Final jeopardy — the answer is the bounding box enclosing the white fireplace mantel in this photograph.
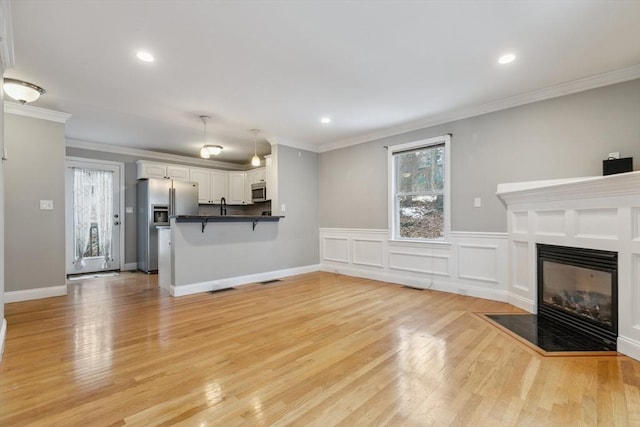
[497,171,640,361]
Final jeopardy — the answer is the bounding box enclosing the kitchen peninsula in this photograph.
[158,215,284,296]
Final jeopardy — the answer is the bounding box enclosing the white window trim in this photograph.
[387,134,451,243]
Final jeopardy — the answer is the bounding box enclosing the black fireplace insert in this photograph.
[537,244,617,350]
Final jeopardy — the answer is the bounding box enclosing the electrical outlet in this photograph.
[281,204,286,212]
[473,197,482,208]
[608,152,620,159]
[125,206,134,214]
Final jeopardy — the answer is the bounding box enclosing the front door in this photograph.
[65,159,121,274]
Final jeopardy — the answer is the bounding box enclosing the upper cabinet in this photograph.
[246,167,266,185]
[137,160,190,181]
[138,160,271,206]
[190,167,228,204]
[227,172,247,205]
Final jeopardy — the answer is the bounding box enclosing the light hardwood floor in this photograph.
[1,271,638,426]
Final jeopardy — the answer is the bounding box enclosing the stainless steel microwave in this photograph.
[251,182,267,203]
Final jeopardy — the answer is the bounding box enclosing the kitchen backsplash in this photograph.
[198,200,272,216]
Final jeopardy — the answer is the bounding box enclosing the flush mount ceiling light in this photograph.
[250,129,261,167]
[498,53,516,64]
[320,116,332,124]
[199,115,223,158]
[136,51,155,62]
[3,78,46,104]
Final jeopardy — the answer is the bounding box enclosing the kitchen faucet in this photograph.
[220,197,227,216]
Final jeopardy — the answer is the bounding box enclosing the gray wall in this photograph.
[320,79,640,232]
[276,144,320,266]
[5,114,66,292]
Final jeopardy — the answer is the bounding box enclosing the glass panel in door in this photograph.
[66,163,120,274]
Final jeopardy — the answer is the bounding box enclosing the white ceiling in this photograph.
[7,0,640,165]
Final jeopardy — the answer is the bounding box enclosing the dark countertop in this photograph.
[171,215,283,232]
[172,215,283,222]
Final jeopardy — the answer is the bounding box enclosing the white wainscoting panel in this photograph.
[389,251,449,276]
[633,254,640,330]
[575,208,618,240]
[512,241,530,293]
[535,210,565,236]
[320,228,508,302]
[352,238,384,268]
[512,211,528,235]
[632,207,640,241]
[458,244,499,284]
[322,237,349,263]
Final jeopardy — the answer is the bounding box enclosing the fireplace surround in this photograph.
[497,170,640,361]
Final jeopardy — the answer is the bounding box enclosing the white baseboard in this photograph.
[0,318,6,362]
[170,264,322,297]
[122,262,137,271]
[508,293,535,314]
[618,335,640,361]
[4,285,67,303]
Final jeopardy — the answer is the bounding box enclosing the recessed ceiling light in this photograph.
[136,51,155,62]
[320,117,331,124]
[498,53,516,64]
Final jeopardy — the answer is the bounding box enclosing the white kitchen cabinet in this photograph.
[137,160,190,181]
[189,168,212,203]
[137,160,167,179]
[189,168,228,204]
[210,170,228,202]
[265,155,275,204]
[166,164,190,181]
[227,172,247,205]
[246,167,266,185]
[244,167,265,203]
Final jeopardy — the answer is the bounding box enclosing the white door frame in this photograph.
[65,157,126,274]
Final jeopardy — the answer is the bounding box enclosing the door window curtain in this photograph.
[73,168,113,269]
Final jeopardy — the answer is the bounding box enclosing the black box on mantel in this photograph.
[603,157,633,176]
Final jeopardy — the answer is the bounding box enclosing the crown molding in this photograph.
[4,101,71,123]
[0,0,14,69]
[266,136,319,153]
[66,138,243,170]
[318,65,640,153]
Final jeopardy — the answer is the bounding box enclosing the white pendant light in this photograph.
[3,78,46,104]
[199,115,223,158]
[251,129,261,167]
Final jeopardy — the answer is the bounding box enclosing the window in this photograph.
[388,135,451,241]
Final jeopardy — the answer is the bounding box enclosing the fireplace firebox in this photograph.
[537,244,617,350]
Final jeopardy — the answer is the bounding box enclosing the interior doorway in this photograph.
[65,158,125,275]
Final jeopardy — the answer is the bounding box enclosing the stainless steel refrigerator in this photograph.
[137,179,199,273]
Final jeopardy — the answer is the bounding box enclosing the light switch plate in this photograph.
[40,200,54,210]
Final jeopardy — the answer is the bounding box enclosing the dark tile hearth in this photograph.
[487,314,614,352]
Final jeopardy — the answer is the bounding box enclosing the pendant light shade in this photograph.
[199,115,223,158]
[251,129,261,166]
[3,78,46,104]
